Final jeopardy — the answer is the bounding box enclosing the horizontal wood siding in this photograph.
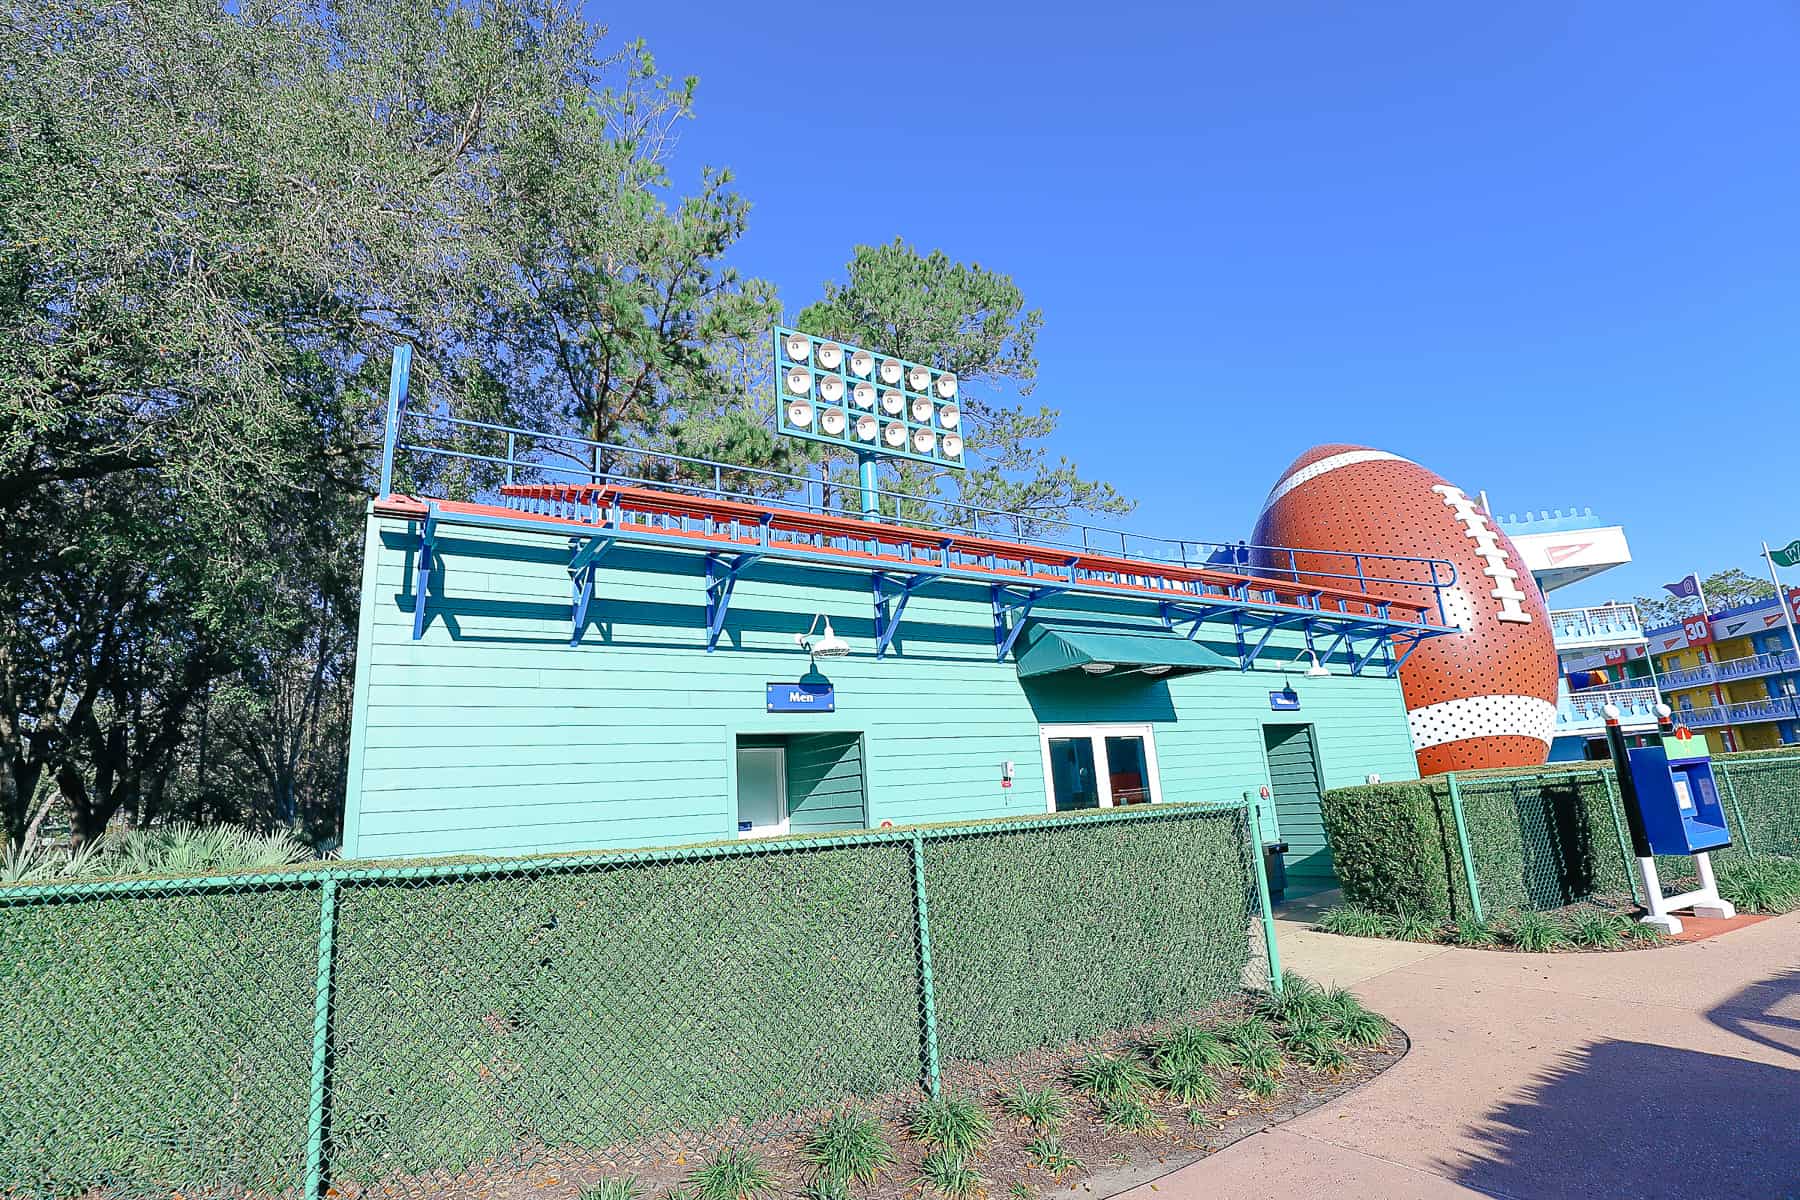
[342,512,1421,859]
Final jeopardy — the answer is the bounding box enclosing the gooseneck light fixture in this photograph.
[796,614,851,659]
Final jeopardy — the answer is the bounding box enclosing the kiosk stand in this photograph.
[1602,702,1735,934]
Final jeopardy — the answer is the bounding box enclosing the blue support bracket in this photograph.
[1388,631,1430,675]
[704,550,764,652]
[992,583,1070,662]
[568,534,615,646]
[411,509,438,640]
[872,570,940,659]
[1353,633,1393,676]
[1159,599,1236,640]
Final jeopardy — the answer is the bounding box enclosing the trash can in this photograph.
[1262,841,1289,905]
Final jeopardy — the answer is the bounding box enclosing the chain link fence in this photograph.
[1,801,1271,1200]
[1446,755,1800,919]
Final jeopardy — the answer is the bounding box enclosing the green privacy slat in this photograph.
[0,803,1267,1199]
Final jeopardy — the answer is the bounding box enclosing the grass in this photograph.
[1391,910,1442,943]
[999,1083,1068,1129]
[801,1108,895,1190]
[580,1179,643,1200]
[1506,911,1571,953]
[689,1150,774,1200]
[1150,1024,1234,1073]
[1231,1040,1285,1077]
[1152,1058,1222,1106]
[1215,1014,1275,1050]
[916,1150,982,1200]
[1717,855,1800,914]
[1068,1052,1150,1101]
[1565,909,1628,949]
[1290,1039,1352,1073]
[1324,991,1389,1048]
[1316,905,1395,938]
[910,1096,992,1156]
[1024,1133,1081,1177]
[1097,1093,1162,1134]
[1621,919,1669,943]
[1451,915,1498,947]
[1243,1071,1280,1099]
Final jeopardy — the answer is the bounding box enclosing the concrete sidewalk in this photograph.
[1126,911,1800,1200]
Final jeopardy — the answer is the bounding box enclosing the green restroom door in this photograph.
[1263,724,1330,878]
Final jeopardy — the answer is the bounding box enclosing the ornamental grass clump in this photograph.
[1097,1093,1162,1134]
[1316,906,1394,938]
[1451,915,1498,947]
[801,1108,895,1193]
[1153,1057,1222,1105]
[580,1179,643,1200]
[1566,909,1628,949]
[1717,856,1800,914]
[1151,1024,1234,1073]
[1000,1083,1068,1129]
[689,1149,774,1200]
[1068,1052,1149,1101]
[1392,909,1442,943]
[1506,911,1570,953]
[916,1150,982,1200]
[1024,1133,1080,1177]
[910,1096,991,1156]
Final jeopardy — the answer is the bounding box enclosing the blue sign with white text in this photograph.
[1269,689,1301,712]
[767,682,835,713]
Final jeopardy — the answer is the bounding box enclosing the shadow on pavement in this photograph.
[1448,969,1800,1199]
[1708,965,1800,1062]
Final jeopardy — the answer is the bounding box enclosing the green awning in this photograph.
[1012,622,1234,680]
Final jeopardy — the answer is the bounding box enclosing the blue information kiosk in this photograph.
[1603,703,1735,934]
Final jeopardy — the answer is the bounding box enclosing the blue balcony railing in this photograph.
[1673,697,1798,729]
[1549,604,1644,649]
[1655,663,1718,690]
[1652,649,1797,693]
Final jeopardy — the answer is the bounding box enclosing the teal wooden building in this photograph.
[342,431,1458,881]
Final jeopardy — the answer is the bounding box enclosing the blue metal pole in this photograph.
[858,451,880,518]
[377,343,413,498]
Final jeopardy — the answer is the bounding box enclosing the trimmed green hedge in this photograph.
[0,804,1261,1197]
[1322,753,1800,918]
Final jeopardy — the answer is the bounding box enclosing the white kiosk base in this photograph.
[1633,851,1736,935]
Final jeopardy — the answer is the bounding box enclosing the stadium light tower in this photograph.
[775,327,963,516]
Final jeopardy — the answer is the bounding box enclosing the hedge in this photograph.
[1321,752,1800,919]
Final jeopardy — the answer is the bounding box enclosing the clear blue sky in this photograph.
[609,2,1799,606]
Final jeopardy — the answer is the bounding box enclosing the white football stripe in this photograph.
[1408,694,1557,751]
[1261,449,1413,513]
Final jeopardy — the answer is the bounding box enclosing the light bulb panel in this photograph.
[772,325,966,470]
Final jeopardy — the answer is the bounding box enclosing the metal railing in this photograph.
[1655,662,1718,690]
[1548,603,1644,647]
[1557,685,1662,729]
[1716,648,1800,682]
[1673,697,1798,729]
[377,363,1461,623]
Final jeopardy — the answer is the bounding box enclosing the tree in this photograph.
[1633,567,1776,628]
[0,0,673,844]
[794,240,1132,532]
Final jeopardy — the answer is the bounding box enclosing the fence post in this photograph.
[908,834,942,1098]
[1243,793,1283,996]
[1718,760,1753,856]
[1599,770,1642,905]
[1445,774,1485,924]
[303,877,340,1200]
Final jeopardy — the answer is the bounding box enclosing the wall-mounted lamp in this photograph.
[796,614,850,659]
[1301,650,1330,678]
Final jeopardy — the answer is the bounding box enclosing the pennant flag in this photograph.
[1771,539,1800,569]
[1663,573,1701,599]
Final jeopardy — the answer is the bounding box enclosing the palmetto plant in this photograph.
[2,823,315,883]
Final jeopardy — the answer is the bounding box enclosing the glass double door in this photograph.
[1040,724,1160,812]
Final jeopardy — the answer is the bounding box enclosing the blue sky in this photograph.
[609,2,1800,606]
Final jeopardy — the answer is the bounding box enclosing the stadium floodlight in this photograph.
[772,325,967,507]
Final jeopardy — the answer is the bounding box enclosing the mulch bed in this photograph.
[316,996,1409,1200]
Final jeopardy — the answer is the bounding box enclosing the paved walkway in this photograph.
[1126,909,1800,1200]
